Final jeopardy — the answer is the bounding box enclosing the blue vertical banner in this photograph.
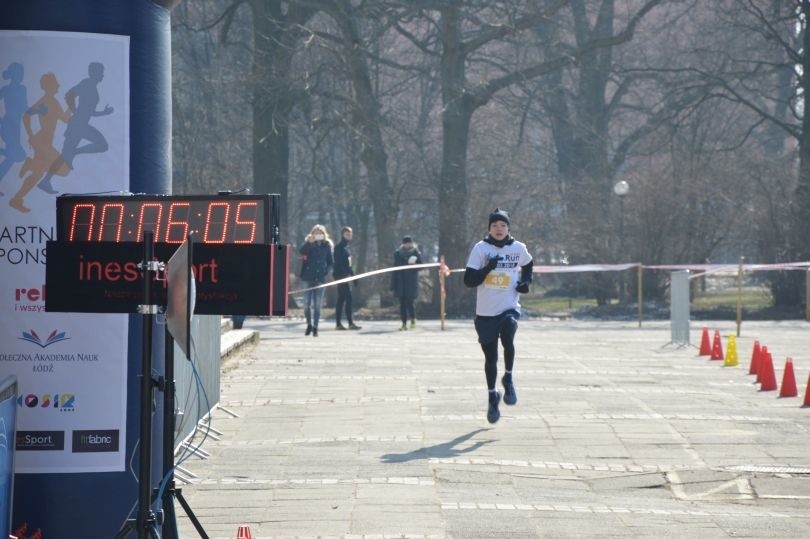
[2,1,175,536]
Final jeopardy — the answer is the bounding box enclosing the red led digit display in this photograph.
[234,202,258,243]
[68,203,95,241]
[56,194,274,245]
[165,202,191,243]
[203,202,230,243]
[99,203,124,242]
[136,203,163,244]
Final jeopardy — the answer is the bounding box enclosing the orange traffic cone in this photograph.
[760,353,778,391]
[779,358,798,398]
[236,525,254,539]
[698,327,711,356]
[756,346,769,384]
[803,374,810,407]
[748,340,761,375]
[710,330,724,360]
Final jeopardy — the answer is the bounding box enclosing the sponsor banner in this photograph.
[0,31,129,473]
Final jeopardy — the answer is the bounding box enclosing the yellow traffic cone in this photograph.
[724,334,739,367]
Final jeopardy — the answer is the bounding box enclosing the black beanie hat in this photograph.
[488,208,510,227]
[402,235,413,244]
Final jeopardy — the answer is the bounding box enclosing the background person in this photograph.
[464,209,533,424]
[391,235,422,331]
[299,224,334,337]
[333,226,361,330]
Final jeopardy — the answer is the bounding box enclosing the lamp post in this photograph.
[613,180,629,302]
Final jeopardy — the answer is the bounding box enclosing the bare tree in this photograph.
[392,0,666,310]
[643,0,806,307]
[210,0,319,242]
[172,0,253,194]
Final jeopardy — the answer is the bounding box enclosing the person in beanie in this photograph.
[333,226,361,330]
[391,235,422,330]
[464,209,533,423]
[299,224,334,337]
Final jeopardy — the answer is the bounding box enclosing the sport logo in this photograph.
[13,285,46,312]
[16,430,65,451]
[19,329,69,348]
[18,393,76,411]
[72,429,119,453]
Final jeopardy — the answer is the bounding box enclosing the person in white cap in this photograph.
[464,208,533,423]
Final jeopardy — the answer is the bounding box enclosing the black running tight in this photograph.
[481,316,517,389]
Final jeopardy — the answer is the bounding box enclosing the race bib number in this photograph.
[484,272,511,289]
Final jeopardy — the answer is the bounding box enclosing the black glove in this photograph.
[516,281,529,294]
[485,254,504,271]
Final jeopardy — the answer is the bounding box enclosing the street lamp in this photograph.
[613,180,629,197]
[613,180,629,242]
[613,180,630,302]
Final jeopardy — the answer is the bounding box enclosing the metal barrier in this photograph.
[172,315,220,445]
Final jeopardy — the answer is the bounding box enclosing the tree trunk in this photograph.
[251,0,315,244]
[438,5,475,314]
[796,2,810,265]
[786,5,810,309]
[329,3,398,270]
[543,1,619,304]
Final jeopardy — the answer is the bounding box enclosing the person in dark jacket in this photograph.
[299,224,334,337]
[333,226,361,330]
[391,235,422,331]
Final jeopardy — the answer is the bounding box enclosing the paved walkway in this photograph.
[176,318,810,538]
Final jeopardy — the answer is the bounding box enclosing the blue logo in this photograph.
[19,329,69,348]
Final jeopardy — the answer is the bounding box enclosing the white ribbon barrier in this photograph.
[289,262,441,294]
[644,262,810,280]
[533,263,639,273]
[290,260,810,294]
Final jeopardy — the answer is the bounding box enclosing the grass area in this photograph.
[691,286,773,310]
[520,285,774,318]
[521,294,612,313]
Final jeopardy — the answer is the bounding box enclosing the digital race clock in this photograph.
[48,193,288,315]
[55,194,277,244]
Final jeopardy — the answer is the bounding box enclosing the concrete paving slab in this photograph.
[175,319,810,538]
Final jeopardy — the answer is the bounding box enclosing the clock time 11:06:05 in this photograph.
[64,200,264,244]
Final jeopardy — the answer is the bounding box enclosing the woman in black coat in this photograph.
[391,235,422,330]
[299,224,334,336]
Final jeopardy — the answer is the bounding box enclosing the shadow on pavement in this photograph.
[380,428,494,463]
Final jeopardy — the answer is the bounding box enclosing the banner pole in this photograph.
[805,269,810,321]
[637,265,643,328]
[439,256,446,331]
[736,256,744,337]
